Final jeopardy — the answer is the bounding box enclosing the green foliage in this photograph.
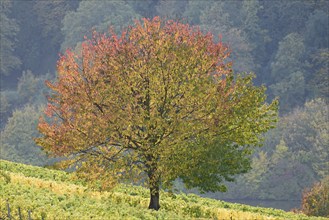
[10,0,45,74]
[155,0,188,20]
[0,92,11,118]
[270,33,306,112]
[183,0,270,82]
[9,1,80,76]
[33,0,76,47]
[17,70,40,103]
[0,0,327,209]
[271,33,305,81]
[0,71,50,129]
[240,0,270,75]
[17,70,50,105]
[0,160,73,183]
[38,17,278,210]
[301,176,329,217]
[304,10,329,50]
[0,0,21,76]
[280,99,329,179]
[0,160,325,220]
[218,99,328,201]
[260,0,313,45]
[0,105,53,166]
[199,1,255,73]
[308,49,329,101]
[270,71,305,113]
[254,99,329,199]
[127,0,159,18]
[0,90,19,126]
[183,0,214,25]
[61,0,140,50]
[0,170,11,184]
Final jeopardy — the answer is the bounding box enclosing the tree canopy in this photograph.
[0,104,49,166]
[0,0,21,77]
[36,17,278,210]
[61,0,139,50]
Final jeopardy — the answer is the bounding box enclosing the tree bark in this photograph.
[148,182,160,210]
[145,152,160,210]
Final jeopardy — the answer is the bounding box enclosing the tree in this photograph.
[10,0,45,74]
[308,49,329,101]
[17,70,50,105]
[199,1,255,73]
[32,0,80,73]
[0,105,51,166]
[0,0,21,77]
[0,92,11,125]
[270,33,305,82]
[223,98,328,201]
[61,0,139,50]
[183,0,214,25]
[260,0,312,48]
[301,176,329,217]
[155,0,188,20]
[37,17,278,210]
[127,0,160,18]
[33,0,79,46]
[270,33,306,112]
[285,99,329,179]
[240,0,270,83]
[303,9,329,50]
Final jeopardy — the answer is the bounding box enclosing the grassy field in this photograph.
[0,160,326,220]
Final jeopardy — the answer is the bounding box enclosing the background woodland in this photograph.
[0,0,328,202]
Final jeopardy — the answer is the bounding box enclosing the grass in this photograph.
[0,159,326,220]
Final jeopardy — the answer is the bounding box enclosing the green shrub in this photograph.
[0,170,11,183]
[301,176,329,217]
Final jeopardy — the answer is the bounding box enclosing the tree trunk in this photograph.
[146,153,160,210]
[148,183,160,210]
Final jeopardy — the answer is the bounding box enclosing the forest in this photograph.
[0,0,328,212]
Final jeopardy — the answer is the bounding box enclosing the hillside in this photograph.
[0,160,326,220]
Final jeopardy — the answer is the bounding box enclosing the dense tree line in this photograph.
[0,0,328,203]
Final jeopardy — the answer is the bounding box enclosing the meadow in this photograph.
[0,160,326,220]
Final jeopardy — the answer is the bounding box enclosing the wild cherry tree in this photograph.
[37,17,278,210]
